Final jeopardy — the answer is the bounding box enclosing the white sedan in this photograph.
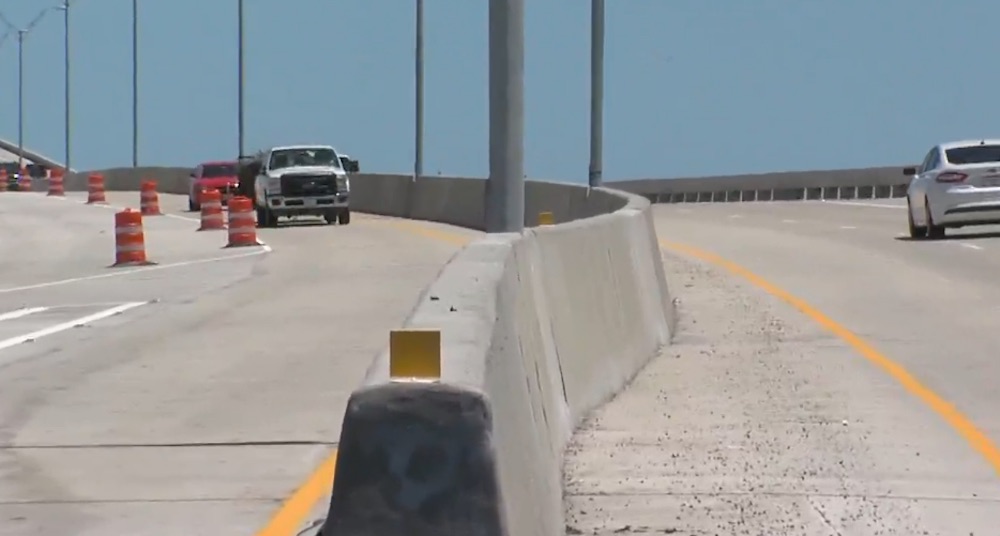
[905,139,1000,239]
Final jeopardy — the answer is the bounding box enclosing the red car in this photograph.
[188,161,239,211]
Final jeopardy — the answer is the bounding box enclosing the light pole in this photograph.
[17,30,24,170]
[485,0,525,233]
[589,0,604,188]
[414,0,424,182]
[0,9,51,170]
[59,1,71,172]
[131,0,138,167]
[237,0,245,158]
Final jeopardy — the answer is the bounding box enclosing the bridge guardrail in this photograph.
[610,165,914,203]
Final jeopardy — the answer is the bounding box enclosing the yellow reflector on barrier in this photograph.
[537,211,555,226]
[389,329,441,381]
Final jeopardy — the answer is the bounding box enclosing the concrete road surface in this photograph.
[0,192,479,535]
[565,199,1000,535]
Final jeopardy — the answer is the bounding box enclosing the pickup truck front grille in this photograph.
[280,174,337,196]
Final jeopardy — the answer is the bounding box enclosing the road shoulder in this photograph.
[563,249,1000,535]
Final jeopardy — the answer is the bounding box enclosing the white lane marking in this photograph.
[0,247,270,294]
[60,196,266,244]
[70,198,201,223]
[839,225,857,230]
[729,214,743,219]
[782,219,796,224]
[821,200,906,209]
[41,192,201,222]
[959,243,983,250]
[0,301,147,351]
[0,307,48,322]
[165,213,200,222]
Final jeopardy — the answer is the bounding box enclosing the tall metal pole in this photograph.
[588,0,604,188]
[237,0,245,157]
[16,31,24,170]
[63,1,71,172]
[131,0,138,167]
[413,0,424,181]
[485,0,525,233]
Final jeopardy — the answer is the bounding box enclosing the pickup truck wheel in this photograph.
[256,206,276,228]
[338,209,351,225]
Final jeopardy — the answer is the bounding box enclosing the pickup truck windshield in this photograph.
[268,148,340,170]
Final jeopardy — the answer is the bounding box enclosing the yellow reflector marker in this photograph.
[537,211,555,226]
[389,329,441,381]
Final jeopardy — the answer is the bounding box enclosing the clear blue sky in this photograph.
[1,0,998,182]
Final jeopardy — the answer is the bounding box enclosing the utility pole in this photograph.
[588,0,605,188]
[485,0,525,233]
[414,0,424,181]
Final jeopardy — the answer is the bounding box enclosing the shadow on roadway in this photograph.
[894,230,1000,242]
[183,208,331,229]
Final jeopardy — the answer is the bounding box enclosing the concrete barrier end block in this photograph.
[321,382,504,536]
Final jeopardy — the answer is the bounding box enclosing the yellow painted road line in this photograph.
[661,239,1000,477]
[253,451,338,536]
[376,219,478,246]
[253,221,473,535]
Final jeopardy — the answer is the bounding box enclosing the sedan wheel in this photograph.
[907,198,926,239]
[925,199,945,239]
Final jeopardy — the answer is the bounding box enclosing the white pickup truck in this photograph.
[243,144,354,227]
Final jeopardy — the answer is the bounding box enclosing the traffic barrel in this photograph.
[48,168,65,196]
[0,169,7,192]
[225,196,261,247]
[18,167,30,191]
[198,189,226,231]
[139,180,162,216]
[87,173,107,204]
[113,208,154,267]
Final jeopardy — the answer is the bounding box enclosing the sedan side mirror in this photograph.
[902,166,917,176]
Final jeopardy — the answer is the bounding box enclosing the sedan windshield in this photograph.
[268,148,340,170]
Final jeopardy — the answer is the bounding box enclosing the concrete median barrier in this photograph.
[315,177,675,536]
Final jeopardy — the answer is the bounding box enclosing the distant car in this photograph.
[0,162,33,191]
[1,162,18,190]
[188,161,239,211]
[904,139,1000,239]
